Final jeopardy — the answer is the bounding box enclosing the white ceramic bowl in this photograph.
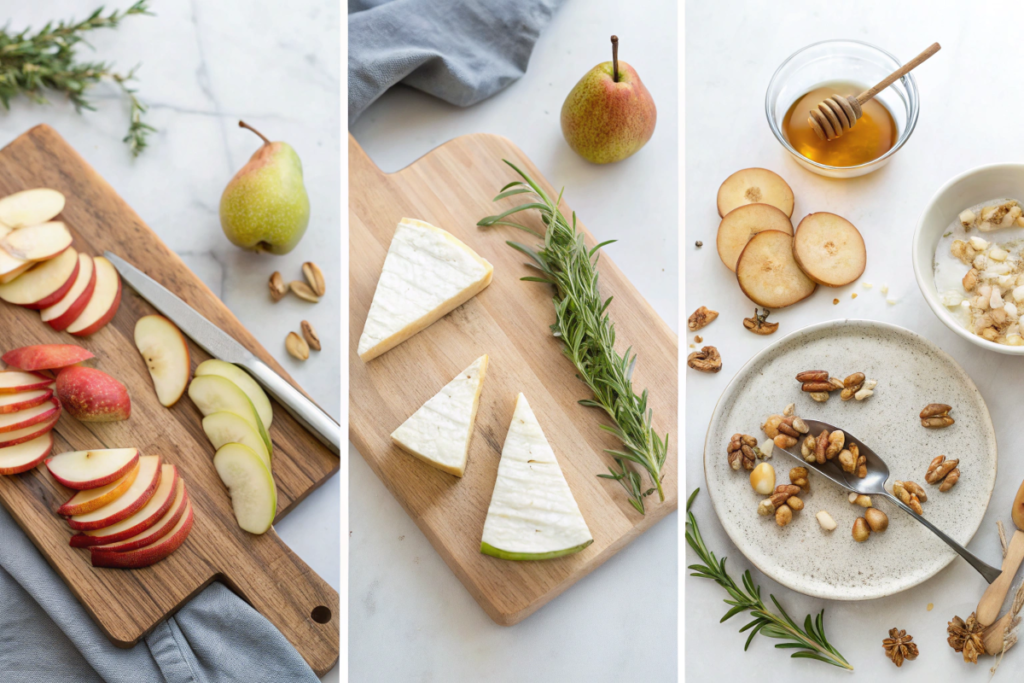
[913,163,1024,355]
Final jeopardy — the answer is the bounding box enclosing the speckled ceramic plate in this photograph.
[703,320,997,601]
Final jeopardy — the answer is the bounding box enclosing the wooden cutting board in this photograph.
[0,125,339,676]
[349,133,678,625]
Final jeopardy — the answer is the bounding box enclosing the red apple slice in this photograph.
[68,455,161,531]
[0,432,54,475]
[0,370,52,394]
[0,398,60,434]
[0,409,59,448]
[70,466,179,547]
[0,222,72,261]
[45,447,139,490]
[55,366,131,422]
[67,256,121,336]
[1,344,93,372]
[86,479,188,553]
[0,188,65,228]
[41,254,96,331]
[0,260,33,284]
[0,247,78,308]
[57,460,141,516]
[90,499,194,568]
[134,315,191,407]
[0,388,52,414]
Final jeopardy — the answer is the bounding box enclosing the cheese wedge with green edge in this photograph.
[391,355,488,477]
[480,393,593,560]
[358,218,493,361]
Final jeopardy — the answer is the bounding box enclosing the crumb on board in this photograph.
[695,335,703,343]
[851,293,858,299]
[927,603,934,612]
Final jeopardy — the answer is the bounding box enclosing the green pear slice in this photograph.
[213,443,276,535]
[391,355,488,477]
[202,411,271,469]
[194,359,273,429]
[480,393,593,561]
[188,375,271,456]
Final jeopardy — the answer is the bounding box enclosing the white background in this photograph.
[686,0,1022,680]
[0,2,341,681]
[349,0,679,680]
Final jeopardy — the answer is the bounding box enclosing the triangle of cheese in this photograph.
[390,355,488,477]
[358,218,493,361]
[480,393,593,560]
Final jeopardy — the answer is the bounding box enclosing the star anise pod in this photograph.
[947,613,986,663]
[883,628,919,667]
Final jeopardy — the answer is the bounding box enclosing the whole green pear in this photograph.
[220,121,310,255]
[561,36,657,164]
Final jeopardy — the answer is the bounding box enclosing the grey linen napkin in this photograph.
[348,0,565,122]
[0,505,319,683]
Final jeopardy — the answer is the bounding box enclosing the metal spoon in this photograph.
[775,419,1002,584]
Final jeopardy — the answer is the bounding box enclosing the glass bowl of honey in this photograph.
[765,39,920,178]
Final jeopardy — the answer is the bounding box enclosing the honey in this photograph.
[782,82,897,167]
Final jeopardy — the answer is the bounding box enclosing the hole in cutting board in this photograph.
[311,605,332,624]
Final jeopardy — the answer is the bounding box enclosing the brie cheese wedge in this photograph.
[480,393,593,560]
[390,355,488,477]
[358,218,493,361]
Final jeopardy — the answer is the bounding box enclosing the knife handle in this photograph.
[245,359,340,454]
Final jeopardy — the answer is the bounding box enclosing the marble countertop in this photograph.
[349,0,678,681]
[687,1,1023,680]
[0,2,340,680]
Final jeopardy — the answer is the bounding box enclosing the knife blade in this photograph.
[105,251,340,454]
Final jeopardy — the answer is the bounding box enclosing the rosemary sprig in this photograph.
[478,160,669,514]
[0,1,154,156]
[686,489,853,670]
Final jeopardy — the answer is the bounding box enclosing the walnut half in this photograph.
[687,345,722,373]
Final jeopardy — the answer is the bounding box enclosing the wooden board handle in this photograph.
[977,530,1024,626]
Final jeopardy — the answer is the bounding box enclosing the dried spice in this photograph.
[742,307,778,335]
[947,613,985,663]
[882,628,919,667]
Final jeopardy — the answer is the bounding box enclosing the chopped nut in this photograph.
[838,448,856,474]
[893,481,924,515]
[809,391,830,403]
[301,320,321,351]
[925,455,960,491]
[285,331,309,361]
[920,403,954,428]
[757,499,776,517]
[852,517,871,542]
[687,346,722,373]
[800,435,816,462]
[770,484,801,508]
[688,306,718,331]
[825,430,845,460]
[939,468,960,492]
[865,508,889,532]
[302,261,326,297]
[795,370,829,383]
[900,480,928,502]
[816,510,837,531]
[269,271,288,301]
[854,379,877,401]
[920,403,952,419]
[761,415,784,438]
[775,504,793,527]
[852,494,873,508]
[758,439,774,459]
[786,496,804,512]
[790,416,808,434]
[783,403,795,417]
[773,434,797,449]
[727,433,758,471]
[290,280,320,303]
[840,372,865,401]
[789,466,810,492]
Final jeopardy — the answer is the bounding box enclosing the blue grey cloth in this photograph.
[0,505,319,682]
[348,0,565,122]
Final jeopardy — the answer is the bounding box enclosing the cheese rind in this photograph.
[390,355,488,477]
[358,218,493,361]
[480,393,593,560]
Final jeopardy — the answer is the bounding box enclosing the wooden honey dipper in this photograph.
[808,42,941,141]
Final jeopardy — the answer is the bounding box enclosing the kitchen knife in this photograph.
[104,251,340,454]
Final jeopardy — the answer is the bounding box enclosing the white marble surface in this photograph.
[687,1,1023,679]
[349,1,678,680]
[0,2,340,680]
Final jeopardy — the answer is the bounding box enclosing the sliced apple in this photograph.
[67,256,121,336]
[90,499,194,568]
[55,366,131,422]
[0,409,59,448]
[0,388,52,414]
[0,246,77,308]
[1,344,93,372]
[57,460,141,516]
[0,260,33,284]
[0,222,72,261]
[194,359,272,429]
[41,253,96,330]
[0,188,65,228]
[0,432,54,475]
[0,370,52,394]
[45,447,139,490]
[214,443,276,535]
[202,411,271,468]
[792,212,867,287]
[0,398,60,434]
[134,315,190,407]
[717,168,795,218]
[67,455,161,531]
[86,479,188,553]
[736,230,816,308]
[717,203,793,272]
[69,465,178,546]
[188,375,272,455]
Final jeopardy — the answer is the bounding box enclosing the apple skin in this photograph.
[44,255,97,331]
[0,432,54,475]
[2,344,93,372]
[56,366,131,422]
[0,371,53,394]
[75,477,186,550]
[68,275,121,337]
[0,249,80,310]
[560,60,657,164]
[90,501,194,568]
[0,388,53,414]
[69,466,179,546]
[67,457,161,531]
[57,461,140,516]
[0,409,59,448]
[0,398,60,433]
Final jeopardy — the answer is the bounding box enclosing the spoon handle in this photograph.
[878,491,1003,584]
[856,42,941,105]
[977,531,1024,626]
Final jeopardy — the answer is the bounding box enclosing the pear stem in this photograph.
[611,35,619,82]
[238,120,271,146]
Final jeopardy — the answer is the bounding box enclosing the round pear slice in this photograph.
[188,375,271,455]
[716,203,793,272]
[717,168,795,217]
[736,230,816,308]
[194,359,272,429]
[202,411,271,469]
[214,443,276,535]
[792,212,867,287]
